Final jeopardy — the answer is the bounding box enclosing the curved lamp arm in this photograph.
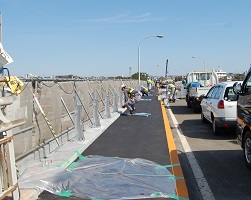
[138,35,164,85]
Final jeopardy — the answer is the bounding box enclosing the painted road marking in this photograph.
[160,102,189,199]
[167,105,216,200]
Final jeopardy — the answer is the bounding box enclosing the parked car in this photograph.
[233,67,251,170]
[200,81,242,135]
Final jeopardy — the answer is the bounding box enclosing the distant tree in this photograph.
[218,77,227,82]
[175,76,183,82]
[233,73,246,81]
[131,73,138,80]
[115,76,124,79]
[55,74,75,79]
[131,72,149,81]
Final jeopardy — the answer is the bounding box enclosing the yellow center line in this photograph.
[160,101,189,199]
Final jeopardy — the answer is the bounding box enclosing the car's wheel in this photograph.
[201,113,207,123]
[243,131,251,170]
[187,101,191,108]
[187,100,192,108]
[193,102,197,113]
[193,103,201,113]
[212,118,221,135]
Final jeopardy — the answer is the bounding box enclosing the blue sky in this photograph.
[0,0,251,77]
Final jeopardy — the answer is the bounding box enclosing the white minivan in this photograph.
[200,81,242,135]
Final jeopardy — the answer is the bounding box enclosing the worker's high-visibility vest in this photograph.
[141,86,148,91]
[128,88,135,98]
[169,83,175,88]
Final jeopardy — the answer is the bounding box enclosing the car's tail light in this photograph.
[218,100,224,109]
[197,97,203,102]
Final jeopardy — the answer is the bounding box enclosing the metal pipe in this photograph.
[15,126,75,161]
[61,97,74,125]
[13,125,34,136]
[74,89,94,125]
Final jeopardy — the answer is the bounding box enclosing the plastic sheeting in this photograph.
[18,155,177,199]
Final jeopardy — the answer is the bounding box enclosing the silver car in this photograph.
[200,81,242,135]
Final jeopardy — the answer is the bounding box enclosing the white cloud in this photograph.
[205,22,233,29]
[80,12,164,23]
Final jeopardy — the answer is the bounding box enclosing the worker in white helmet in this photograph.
[167,81,176,102]
[121,84,141,114]
[146,77,151,90]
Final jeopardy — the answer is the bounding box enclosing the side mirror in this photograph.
[233,82,242,94]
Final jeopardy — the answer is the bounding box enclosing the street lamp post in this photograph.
[129,67,132,79]
[138,35,163,86]
[192,56,206,71]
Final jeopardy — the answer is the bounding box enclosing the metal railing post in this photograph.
[92,92,101,127]
[88,91,103,119]
[104,90,111,118]
[113,89,118,112]
[119,90,123,108]
[73,95,84,141]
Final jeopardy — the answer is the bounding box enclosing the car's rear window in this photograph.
[224,87,237,101]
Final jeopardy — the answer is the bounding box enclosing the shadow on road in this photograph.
[166,105,199,115]
[178,119,237,141]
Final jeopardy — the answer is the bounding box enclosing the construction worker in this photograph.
[140,86,148,96]
[121,84,142,114]
[147,77,151,90]
[167,81,176,102]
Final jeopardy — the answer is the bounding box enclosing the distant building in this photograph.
[215,69,227,79]
[25,74,38,79]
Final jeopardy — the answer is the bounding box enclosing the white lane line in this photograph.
[167,108,216,200]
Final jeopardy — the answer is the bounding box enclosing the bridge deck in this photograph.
[19,87,188,200]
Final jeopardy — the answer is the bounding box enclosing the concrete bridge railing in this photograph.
[4,78,141,176]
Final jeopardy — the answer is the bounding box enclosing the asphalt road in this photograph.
[38,88,174,200]
[167,98,251,200]
[37,91,251,200]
